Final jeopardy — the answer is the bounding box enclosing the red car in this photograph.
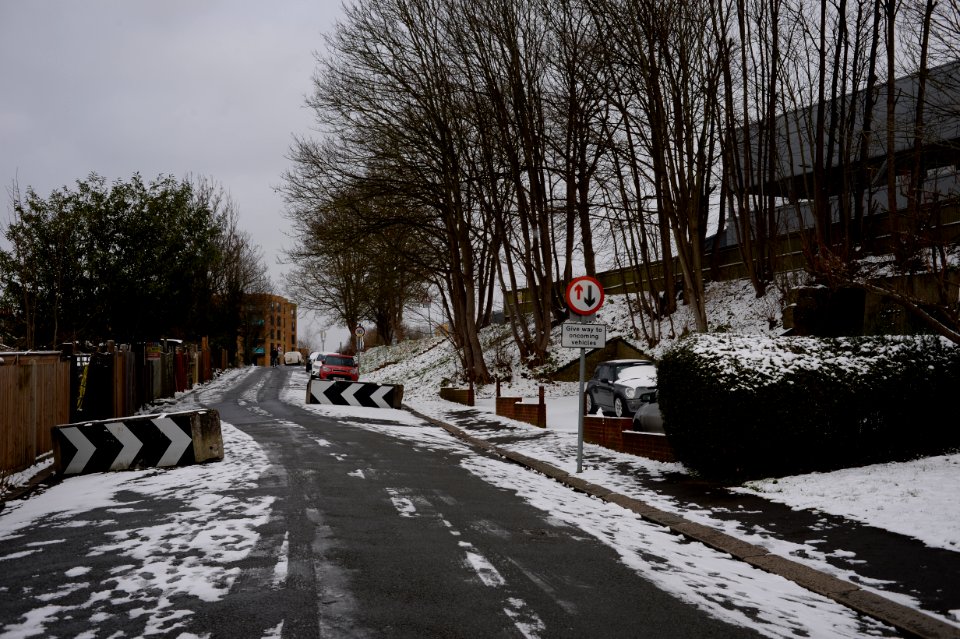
[314,353,359,382]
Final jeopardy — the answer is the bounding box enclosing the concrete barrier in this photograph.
[52,409,223,476]
[307,379,404,409]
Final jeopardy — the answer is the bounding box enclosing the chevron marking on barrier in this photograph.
[61,426,97,475]
[341,382,362,406]
[52,410,223,476]
[370,385,393,409]
[309,380,401,409]
[154,416,193,467]
[105,422,142,471]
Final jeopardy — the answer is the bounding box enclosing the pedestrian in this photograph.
[270,346,277,368]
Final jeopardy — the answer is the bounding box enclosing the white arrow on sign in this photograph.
[106,422,143,470]
[341,383,363,406]
[370,385,393,409]
[153,417,193,467]
[62,426,97,475]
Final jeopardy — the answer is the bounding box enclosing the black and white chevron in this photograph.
[308,379,402,409]
[53,411,202,476]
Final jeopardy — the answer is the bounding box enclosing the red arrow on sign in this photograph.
[565,276,604,316]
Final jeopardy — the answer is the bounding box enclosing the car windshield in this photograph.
[325,355,355,367]
[616,364,656,385]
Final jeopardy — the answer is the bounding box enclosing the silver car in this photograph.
[584,359,657,417]
[631,390,665,433]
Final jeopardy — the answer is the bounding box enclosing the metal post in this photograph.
[576,313,590,473]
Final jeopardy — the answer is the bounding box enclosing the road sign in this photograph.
[565,276,604,316]
[561,322,606,349]
[308,380,403,409]
[52,410,223,476]
[355,325,366,337]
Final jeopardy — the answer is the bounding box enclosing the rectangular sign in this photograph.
[561,322,606,349]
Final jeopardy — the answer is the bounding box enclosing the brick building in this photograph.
[239,293,298,366]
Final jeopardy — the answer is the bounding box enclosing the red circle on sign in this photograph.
[565,276,605,316]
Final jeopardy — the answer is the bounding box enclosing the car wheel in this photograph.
[614,396,626,418]
[585,392,595,415]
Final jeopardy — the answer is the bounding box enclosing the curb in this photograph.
[405,405,960,639]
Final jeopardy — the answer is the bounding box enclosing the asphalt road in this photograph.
[0,367,767,638]
[206,367,762,638]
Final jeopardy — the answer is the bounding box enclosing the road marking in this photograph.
[385,488,417,517]
[456,540,545,638]
[460,543,505,588]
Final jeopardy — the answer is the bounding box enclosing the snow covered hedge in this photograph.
[657,334,960,479]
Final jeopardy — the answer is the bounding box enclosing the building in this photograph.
[239,293,298,366]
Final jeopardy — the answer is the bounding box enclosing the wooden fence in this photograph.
[2,343,218,477]
[0,352,70,475]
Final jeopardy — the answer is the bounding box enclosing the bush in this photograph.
[657,334,960,480]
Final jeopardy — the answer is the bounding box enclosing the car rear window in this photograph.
[326,355,355,367]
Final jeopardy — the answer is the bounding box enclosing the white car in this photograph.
[283,351,303,366]
[306,352,325,377]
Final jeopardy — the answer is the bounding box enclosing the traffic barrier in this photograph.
[307,379,404,409]
[52,409,223,476]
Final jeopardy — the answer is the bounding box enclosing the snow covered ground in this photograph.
[446,392,960,554]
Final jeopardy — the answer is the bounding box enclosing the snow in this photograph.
[736,455,960,551]
[0,373,273,638]
[1,280,958,637]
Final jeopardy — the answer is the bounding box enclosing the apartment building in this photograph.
[239,293,298,366]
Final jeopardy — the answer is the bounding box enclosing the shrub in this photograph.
[657,334,960,479]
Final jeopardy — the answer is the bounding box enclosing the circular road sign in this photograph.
[565,276,604,316]
[355,325,366,337]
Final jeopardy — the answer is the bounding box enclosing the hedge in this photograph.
[657,334,960,479]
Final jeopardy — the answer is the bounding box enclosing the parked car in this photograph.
[283,351,303,365]
[631,390,665,433]
[306,351,324,376]
[314,353,359,382]
[585,359,657,417]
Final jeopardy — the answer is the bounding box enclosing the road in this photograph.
[0,366,887,638]
[215,367,762,637]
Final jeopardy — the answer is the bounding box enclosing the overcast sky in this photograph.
[0,0,349,350]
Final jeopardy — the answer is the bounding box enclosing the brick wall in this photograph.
[496,396,523,417]
[495,396,546,428]
[583,415,630,449]
[584,415,676,462]
[440,387,475,406]
[622,431,676,462]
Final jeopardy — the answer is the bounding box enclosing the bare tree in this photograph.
[284,0,495,381]
[602,0,727,332]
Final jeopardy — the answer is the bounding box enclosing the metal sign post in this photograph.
[576,313,589,473]
[564,276,605,474]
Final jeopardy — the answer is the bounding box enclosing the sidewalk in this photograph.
[405,401,960,639]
